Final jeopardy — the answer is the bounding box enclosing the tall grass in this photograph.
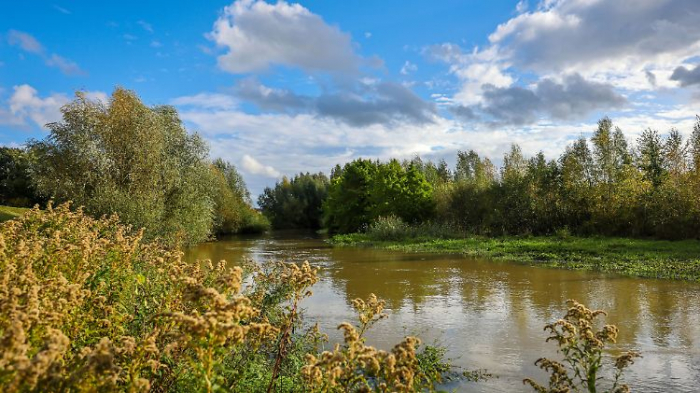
[366,215,461,241]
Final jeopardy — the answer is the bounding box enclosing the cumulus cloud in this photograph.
[209,0,362,74]
[3,84,70,128]
[174,102,587,196]
[488,0,700,74]
[7,30,44,54]
[670,64,700,87]
[449,105,477,122]
[458,74,626,126]
[0,85,107,129]
[170,93,238,110]
[6,30,85,76]
[174,88,695,198]
[227,79,436,127]
[235,78,311,112]
[316,82,436,127]
[427,0,700,119]
[241,154,281,177]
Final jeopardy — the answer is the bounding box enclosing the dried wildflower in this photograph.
[302,294,438,393]
[524,300,641,393]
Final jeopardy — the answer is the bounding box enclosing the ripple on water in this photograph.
[185,232,700,392]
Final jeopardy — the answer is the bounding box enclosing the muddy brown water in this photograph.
[185,231,700,392]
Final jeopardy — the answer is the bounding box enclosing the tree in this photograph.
[28,88,230,244]
[689,116,700,175]
[0,147,44,207]
[663,128,687,177]
[324,159,377,234]
[324,158,434,234]
[591,117,616,184]
[436,159,451,183]
[371,160,434,224]
[636,128,666,187]
[258,172,329,229]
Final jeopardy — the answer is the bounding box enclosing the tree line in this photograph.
[3,87,699,241]
[260,116,700,240]
[0,88,268,244]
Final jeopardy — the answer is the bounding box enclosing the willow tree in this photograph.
[28,88,214,244]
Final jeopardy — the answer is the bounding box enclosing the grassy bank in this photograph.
[0,205,29,222]
[330,233,700,281]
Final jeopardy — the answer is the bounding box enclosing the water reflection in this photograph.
[185,232,700,392]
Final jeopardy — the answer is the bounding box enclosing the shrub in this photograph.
[302,294,441,392]
[0,204,452,392]
[366,215,413,240]
[258,173,329,230]
[367,216,460,241]
[324,159,435,234]
[524,300,640,393]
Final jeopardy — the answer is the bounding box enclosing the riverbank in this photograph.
[0,205,29,222]
[330,233,700,281]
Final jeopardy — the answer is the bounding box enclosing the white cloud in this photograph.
[241,154,281,177]
[6,30,85,76]
[400,61,417,75]
[53,5,71,14]
[45,54,83,76]
[170,93,238,110]
[486,0,700,89]
[7,30,44,54]
[137,20,154,33]
[209,0,362,74]
[170,92,697,197]
[6,84,70,128]
[0,85,107,129]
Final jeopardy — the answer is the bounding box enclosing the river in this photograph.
[185,231,700,392]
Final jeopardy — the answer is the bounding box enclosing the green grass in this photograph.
[330,233,700,281]
[0,205,30,223]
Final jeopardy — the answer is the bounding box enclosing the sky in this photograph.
[2,0,700,198]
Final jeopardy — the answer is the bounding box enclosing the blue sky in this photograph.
[2,0,700,197]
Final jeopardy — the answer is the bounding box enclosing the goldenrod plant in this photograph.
[0,204,454,392]
[524,300,640,393]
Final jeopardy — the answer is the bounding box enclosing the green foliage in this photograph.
[0,205,29,222]
[636,128,666,188]
[366,215,459,241]
[324,159,377,234]
[370,160,435,224]
[324,159,434,234]
[421,117,700,240]
[0,205,455,392]
[0,147,44,207]
[323,116,700,240]
[209,159,267,235]
[26,88,262,244]
[258,172,329,229]
[330,233,700,281]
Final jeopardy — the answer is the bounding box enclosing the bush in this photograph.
[324,159,435,234]
[240,207,271,233]
[524,300,640,393]
[258,173,329,230]
[0,204,452,392]
[367,216,460,241]
[0,147,44,207]
[210,159,266,235]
